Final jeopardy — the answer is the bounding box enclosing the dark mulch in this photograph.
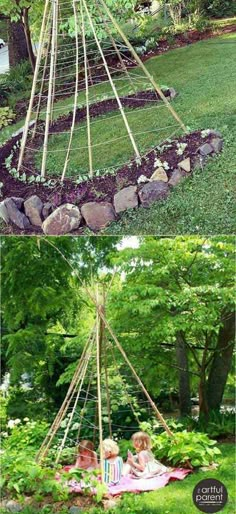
[0,123,213,219]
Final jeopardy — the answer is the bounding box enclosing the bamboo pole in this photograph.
[81,0,93,178]
[42,239,174,438]
[61,0,80,182]
[55,335,95,465]
[98,0,187,132]
[98,307,174,436]
[96,289,104,483]
[102,286,112,438]
[82,0,141,160]
[32,25,52,139]
[95,0,136,94]
[77,374,93,443]
[109,338,140,425]
[36,326,96,462]
[41,0,58,178]
[51,0,59,122]
[17,0,50,171]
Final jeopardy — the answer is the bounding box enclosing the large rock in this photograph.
[178,157,191,173]
[114,186,138,213]
[42,204,82,235]
[169,168,187,187]
[210,137,223,153]
[42,202,53,219]
[11,197,24,209]
[6,500,22,512]
[4,198,31,229]
[0,201,10,223]
[139,181,169,207]
[24,195,43,227]
[69,507,82,514]
[150,167,168,182]
[198,143,214,157]
[169,87,178,99]
[81,202,116,231]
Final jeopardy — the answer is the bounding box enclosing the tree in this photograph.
[1,236,120,417]
[109,236,235,419]
[0,0,41,69]
[7,17,29,67]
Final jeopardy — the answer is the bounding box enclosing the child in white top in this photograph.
[124,431,168,478]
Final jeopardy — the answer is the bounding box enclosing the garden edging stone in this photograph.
[0,130,224,233]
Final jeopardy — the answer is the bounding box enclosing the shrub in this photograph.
[152,430,221,467]
[0,451,69,501]
[204,0,236,18]
[3,418,49,452]
[0,61,32,106]
[0,107,15,129]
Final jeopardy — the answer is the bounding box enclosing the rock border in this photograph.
[0,130,223,234]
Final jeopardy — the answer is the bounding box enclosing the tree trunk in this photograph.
[8,18,29,68]
[22,8,36,72]
[206,312,235,411]
[199,369,209,420]
[175,333,191,416]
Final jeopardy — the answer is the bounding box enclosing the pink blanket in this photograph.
[67,469,192,496]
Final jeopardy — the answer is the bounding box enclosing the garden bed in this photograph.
[0,120,223,234]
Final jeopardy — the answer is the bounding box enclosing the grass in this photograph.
[1,31,236,234]
[30,32,236,233]
[102,443,236,514]
[0,443,234,513]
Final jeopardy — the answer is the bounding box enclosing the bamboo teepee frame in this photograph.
[17,0,187,182]
[36,278,174,482]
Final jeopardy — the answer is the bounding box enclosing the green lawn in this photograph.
[91,443,235,514]
[1,31,236,234]
[35,31,236,234]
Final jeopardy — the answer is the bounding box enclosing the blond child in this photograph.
[102,438,123,485]
[124,431,168,478]
[75,440,98,471]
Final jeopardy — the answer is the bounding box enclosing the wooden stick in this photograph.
[77,373,93,443]
[42,239,174,438]
[51,0,59,122]
[36,326,96,462]
[41,0,58,178]
[95,0,136,93]
[82,0,141,160]
[61,0,80,182]
[96,288,105,483]
[98,0,187,132]
[81,0,93,178]
[98,308,174,436]
[102,287,112,438]
[32,23,52,139]
[109,337,140,424]
[17,0,50,171]
[55,335,95,464]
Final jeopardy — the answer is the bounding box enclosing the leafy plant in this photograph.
[67,467,107,503]
[152,430,221,467]
[0,107,15,129]
[3,418,49,452]
[1,451,69,501]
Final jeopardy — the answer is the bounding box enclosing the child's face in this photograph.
[80,448,91,457]
[133,439,141,450]
[104,450,111,459]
